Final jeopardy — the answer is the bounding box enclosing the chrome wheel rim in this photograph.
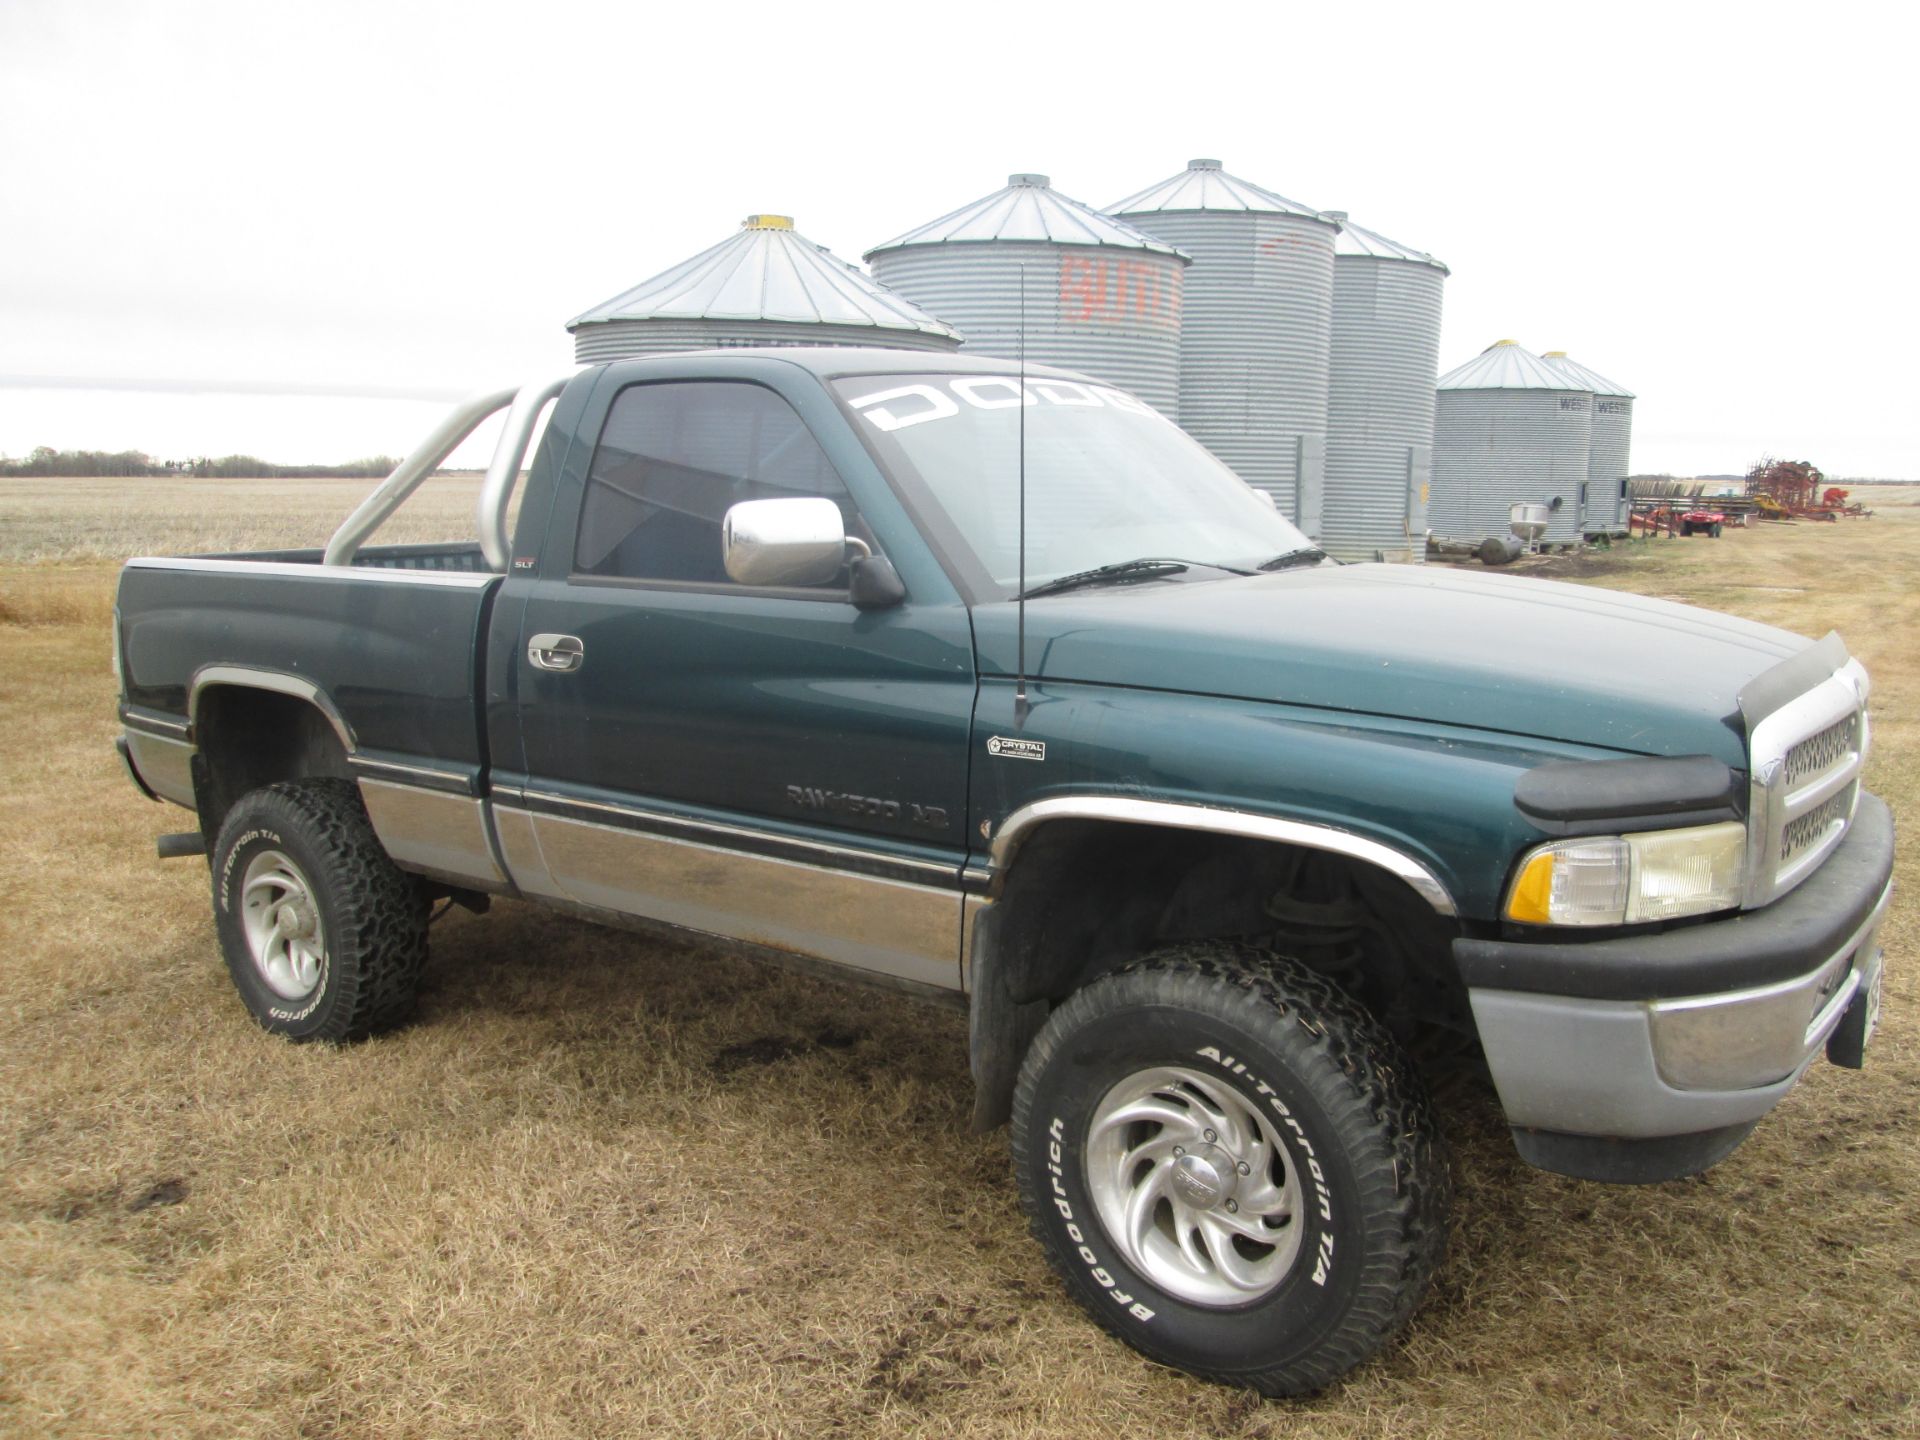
[1084,1065,1304,1306]
[239,849,326,1001]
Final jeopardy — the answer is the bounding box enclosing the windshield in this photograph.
[833,373,1312,598]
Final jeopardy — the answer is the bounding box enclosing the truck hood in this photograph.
[972,562,1816,764]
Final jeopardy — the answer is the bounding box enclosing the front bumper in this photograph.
[1454,792,1894,1182]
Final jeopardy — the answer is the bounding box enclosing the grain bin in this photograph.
[864,175,1189,417]
[1321,211,1449,562]
[1541,351,1634,535]
[1432,341,1593,545]
[568,214,962,362]
[1109,160,1337,530]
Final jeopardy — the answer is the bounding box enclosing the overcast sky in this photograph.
[2,0,1914,477]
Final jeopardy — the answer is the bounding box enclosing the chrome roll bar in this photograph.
[323,371,578,571]
[476,373,573,571]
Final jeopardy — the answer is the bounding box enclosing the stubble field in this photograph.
[0,478,1914,1438]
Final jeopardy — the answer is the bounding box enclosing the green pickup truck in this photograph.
[114,348,1892,1396]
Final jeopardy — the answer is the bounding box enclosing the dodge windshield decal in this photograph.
[847,377,1159,433]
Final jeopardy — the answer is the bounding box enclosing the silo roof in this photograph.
[1108,158,1324,219]
[1325,211,1449,274]
[1541,350,1634,398]
[1437,340,1588,391]
[569,214,961,339]
[864,174,1188,260]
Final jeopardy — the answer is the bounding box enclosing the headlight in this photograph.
[1505,821,1746,927]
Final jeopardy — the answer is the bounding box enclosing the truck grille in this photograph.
[1780,789,1852,865]
[1747,666,1867,908]
[1784,717,1854,788]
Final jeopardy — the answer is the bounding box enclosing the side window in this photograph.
[575,381,855,584]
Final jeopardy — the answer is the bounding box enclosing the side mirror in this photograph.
[722,496,852,587]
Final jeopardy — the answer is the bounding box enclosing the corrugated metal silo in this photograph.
[1432,341,1593,544]
[568,214,962,362]
[1109,160,1338,531]
[864,175,1189,417]
[1541,351,1635,534]
[1321,211,1449,562]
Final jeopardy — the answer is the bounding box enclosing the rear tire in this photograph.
[210,778,429,1041]
[1010,942,1449,1396]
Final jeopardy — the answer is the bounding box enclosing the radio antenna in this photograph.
[1015,263,1030,728]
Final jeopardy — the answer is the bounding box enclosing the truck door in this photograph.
[499,374,977,991]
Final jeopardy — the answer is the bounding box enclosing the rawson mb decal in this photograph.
[1196,1045,1337,1287]
[785,785,947,828]
[847,376,1164,432]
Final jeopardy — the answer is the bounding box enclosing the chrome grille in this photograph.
[1781,790,1851,863]
[1745,663,1867,908]
[1785,716,1853,788]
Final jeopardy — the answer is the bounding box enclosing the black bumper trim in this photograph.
[1511,1121,1760,1184]
[1454,791,1893,1001]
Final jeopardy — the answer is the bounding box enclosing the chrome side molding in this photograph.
[122,730,195,807]
[987,795,1459,917]
[515,804,964,991]
[511,786,962,888]
[357,779,507,890]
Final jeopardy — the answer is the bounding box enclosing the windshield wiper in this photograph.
[1257,547,1328,573]
[1019,557,1193,600]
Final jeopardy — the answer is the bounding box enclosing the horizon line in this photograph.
[0,374,475,403]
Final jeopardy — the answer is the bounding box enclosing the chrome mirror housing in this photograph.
[722,496,858,587]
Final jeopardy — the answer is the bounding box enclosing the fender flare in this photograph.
[987,796,1457,915]
[188,665,356,753]
[968,797,1459,1132]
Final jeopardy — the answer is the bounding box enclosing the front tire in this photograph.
[1010,943,1449,1396]
[211,779,429,1041]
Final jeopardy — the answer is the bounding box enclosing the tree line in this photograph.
[0,447,401,479]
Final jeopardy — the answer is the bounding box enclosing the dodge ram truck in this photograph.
[113,348,1893,1396]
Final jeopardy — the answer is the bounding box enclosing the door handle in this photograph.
[528,633,584,673]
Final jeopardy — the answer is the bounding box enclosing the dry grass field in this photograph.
[1,479,1915,1438]
[0,473,486,565]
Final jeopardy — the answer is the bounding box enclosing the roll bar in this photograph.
[476,373,574,571]
[323,372,578,570]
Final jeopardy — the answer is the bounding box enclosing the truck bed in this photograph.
[116,542,503,789]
